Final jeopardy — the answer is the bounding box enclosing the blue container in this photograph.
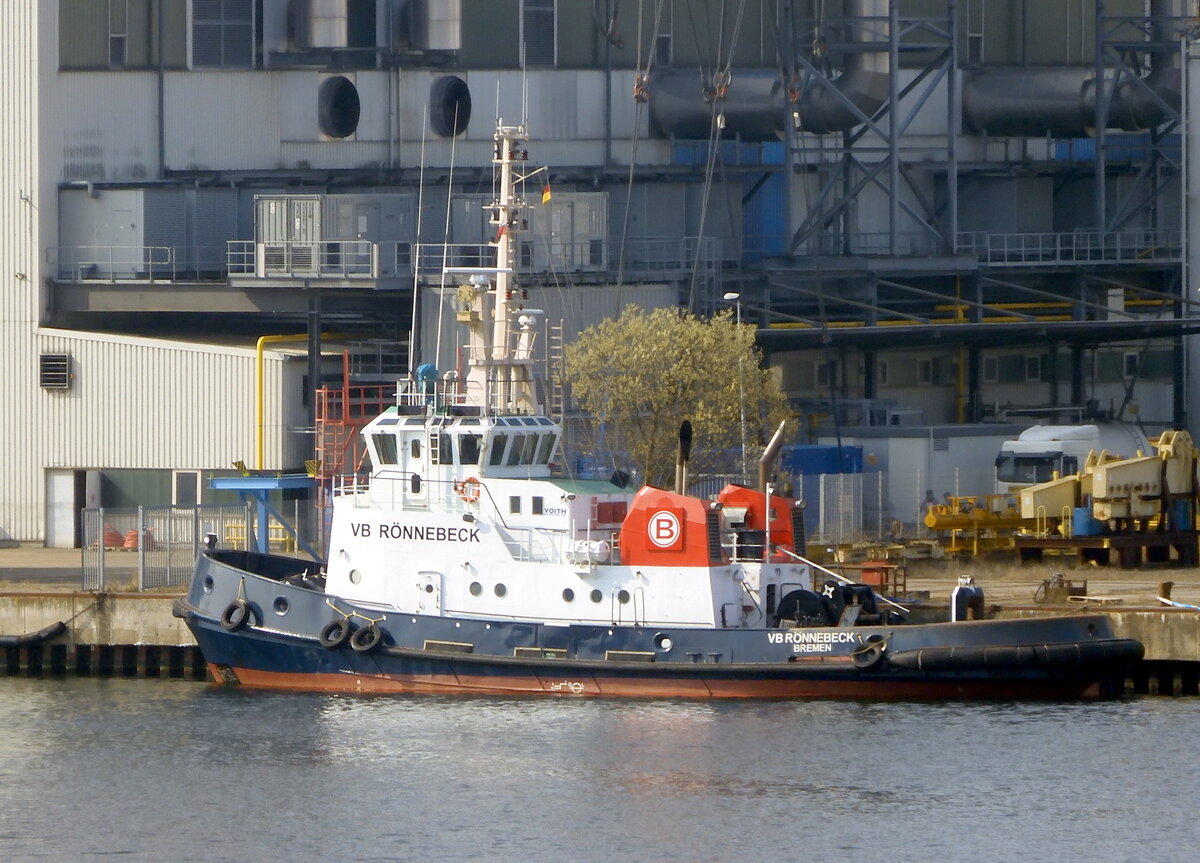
[1072,506,1104,536]
[780,445,864,477]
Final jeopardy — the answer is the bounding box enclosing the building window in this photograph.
[1025,355,1042,382]
[109,0,128,66]
[877,360,889,386]
[521,0,555,67]
[816,360,837,388]
[983,356,999,383]
[917,358,933,386]
[1124,352,1140,377]
[191,0,254,69]
[654,33,672,66]
[966,0,984,65]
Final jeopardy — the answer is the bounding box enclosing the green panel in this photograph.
[1140,349,1174,379]
[461,0,521,67]
[1095,351,1123,383]
[100,470,172,508]
[556,5,594,68]
[126,0,151,67]
[59,0,109,69]
[162,0,189,68]
[59,0,188,70]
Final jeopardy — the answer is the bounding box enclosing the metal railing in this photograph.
[81,504,251,591]
[956,228,1183,266]
[49,245,230,282]
[226,240,380,278]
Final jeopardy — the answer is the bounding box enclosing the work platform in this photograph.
[1014,530,1200,569]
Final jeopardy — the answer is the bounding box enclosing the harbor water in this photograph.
[1,678,1197,862]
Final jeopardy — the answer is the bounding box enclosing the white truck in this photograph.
[994,423,1152,494]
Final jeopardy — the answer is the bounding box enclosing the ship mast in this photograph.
[460,122,540,416]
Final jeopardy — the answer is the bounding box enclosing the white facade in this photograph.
[0,3,303,543]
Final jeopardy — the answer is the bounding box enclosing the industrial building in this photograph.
[3,1,1200,546]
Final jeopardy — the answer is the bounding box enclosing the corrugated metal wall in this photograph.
[0,2,36,541]
[0,0,298,547]
[51,68,647,180]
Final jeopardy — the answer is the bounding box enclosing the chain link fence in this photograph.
[81,505,251,591]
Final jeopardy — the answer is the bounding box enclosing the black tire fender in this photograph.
[318,619,352,649]
[851,633,887,669]
[220,599,252,632]
[350,621,383,654]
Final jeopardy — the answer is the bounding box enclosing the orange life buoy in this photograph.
[457,476,481,503]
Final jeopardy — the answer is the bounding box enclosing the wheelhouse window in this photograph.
[459,433,482,465]
[372,433,398,465]
[489,433,509,466]
[535,433,556,464]
[191,0,254,69]
[509,496,521,514]
[506,435,525,466]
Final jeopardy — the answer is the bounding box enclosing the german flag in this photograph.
[541,183,552,204]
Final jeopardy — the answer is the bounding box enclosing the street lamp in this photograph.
[723,292,748,484]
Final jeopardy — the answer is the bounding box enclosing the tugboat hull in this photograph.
[175,551,1142,700]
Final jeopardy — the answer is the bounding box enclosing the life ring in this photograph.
[351,621,383,654]
[456,476,481,503]
[318,619,352,649]
[851,633,888,670]
[220,599,252,632]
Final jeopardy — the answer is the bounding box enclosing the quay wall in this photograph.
[1002,606,1200,663]
[0,591,194,647]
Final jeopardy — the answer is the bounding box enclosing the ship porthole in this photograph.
[654,634,673,651]
[562,588,575,602]
[470,581,482,596]
[590,589,602,603]
[494,583,508,598]
[273,596,289,616]
[617,589,631,604]
[202,575,214,593]
[349,569,362,584]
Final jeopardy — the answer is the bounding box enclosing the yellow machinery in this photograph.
[1020,430,1196,528]
[923,494,1027,555]
[1014,430,1199,568]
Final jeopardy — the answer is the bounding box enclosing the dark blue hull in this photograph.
[174,551,1143,699]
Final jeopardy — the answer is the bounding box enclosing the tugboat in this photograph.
[174,121,1143,699]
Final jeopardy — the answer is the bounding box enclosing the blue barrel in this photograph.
[1072,507,1104,536]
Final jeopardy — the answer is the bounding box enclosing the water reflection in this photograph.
[2,679,1198,862]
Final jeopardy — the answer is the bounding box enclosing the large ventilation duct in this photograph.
[648,70,785,140]
[963,0,1184,137]
[792,0,890,134]
[647,0,889,140]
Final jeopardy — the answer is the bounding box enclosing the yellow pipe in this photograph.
[256,333,341,470]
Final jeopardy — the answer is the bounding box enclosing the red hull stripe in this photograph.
[213,664,1104,699]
